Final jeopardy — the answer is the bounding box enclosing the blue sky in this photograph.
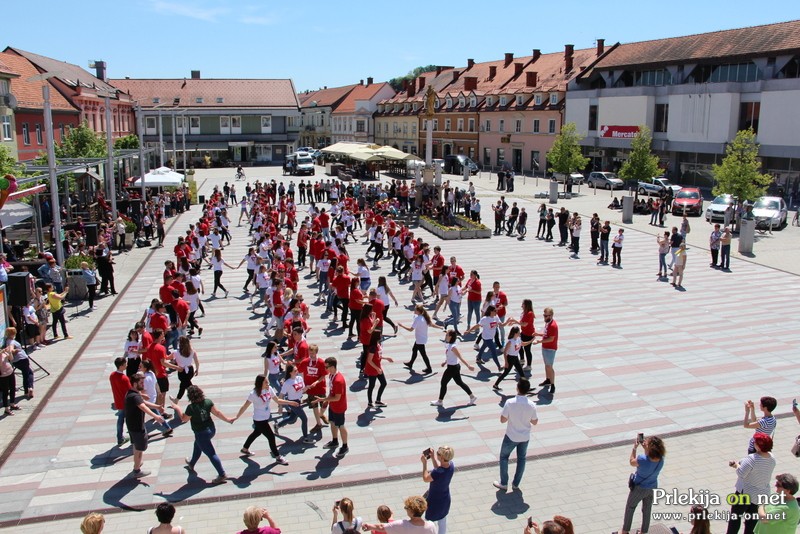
[4,1,797,92]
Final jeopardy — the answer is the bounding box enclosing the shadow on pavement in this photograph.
[102,477,151,511]
[153,469,216,503]
[490,488,530,519]
[434,405,470,423]
[232,455,285,489]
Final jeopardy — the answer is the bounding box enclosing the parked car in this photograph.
[443,154,479,175]
[286,152,315,176]
[752,196,788,230]
[587,172,624,190]
[672,187,703,216]
[705,194,734,223]
[554,173,586,185]
[637,177,682,196]
[297,146,315,153]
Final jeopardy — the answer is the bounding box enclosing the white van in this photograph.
[286,152,315,176]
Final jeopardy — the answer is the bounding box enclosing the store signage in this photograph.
[599,125,640,138]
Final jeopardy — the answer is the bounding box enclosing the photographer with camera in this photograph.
[420,445,455,534]
[617,434,665,534]
[330,497,362,534]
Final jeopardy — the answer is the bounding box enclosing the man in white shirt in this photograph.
[494,378,538,492]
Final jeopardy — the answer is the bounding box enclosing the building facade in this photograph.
[0,51,81,161]
[0,57,19,160]
[331,79,394,144]
[112,73,301,166]
[298,84,357,149]
[566,20,800,195]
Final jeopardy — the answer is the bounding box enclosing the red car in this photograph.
[671,187,703,216]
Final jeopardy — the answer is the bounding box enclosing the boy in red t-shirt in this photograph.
[317,357,348,458]
[297,344,327,434]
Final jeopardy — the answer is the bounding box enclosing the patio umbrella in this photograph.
[375,146,421,161]
[349,151,384,162]
[321,142,380,156]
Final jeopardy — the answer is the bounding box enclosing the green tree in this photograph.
[0,145,23,176]
[54,122,106,159]
[388,65,437,92]
[547,123,589,176]
[712,128,771,201]
[618,125,660,183]
[114,134,139,149]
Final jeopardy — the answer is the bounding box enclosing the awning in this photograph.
[228,141,254,147]
[0,200,34,227]
[322,142,380,156]
[350,151,383,162]
[130,166,185,188]
[375,146,421,161]
[166,142,229,151]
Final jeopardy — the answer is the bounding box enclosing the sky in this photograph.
[3,0,798,92]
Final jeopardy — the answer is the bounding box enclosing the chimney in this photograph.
[402,80,408,90]
[407,81,415,97]
[514,63,523,77]
[596,39,605,56]
[367,77,373,85]
[526,71,538,87]
[324,86,327,89]
[504,53,513,67]
[452,71,460,83]
[360,79,364,85]
[418,77,426,91]
[464,77,477,92]
[532,49,541,62]
[94,60,107,82]
[467,58,475,69]
[565,44,574,72]
[436,66,443,75]
[489,66,497,79]
[191,70,201,79]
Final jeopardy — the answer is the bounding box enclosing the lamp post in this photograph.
[104,94,117,219]
[136,103,147,201]
[42,85,65,265]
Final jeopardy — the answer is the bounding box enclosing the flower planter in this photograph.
[475,229,492,239]
[460,229,476,239]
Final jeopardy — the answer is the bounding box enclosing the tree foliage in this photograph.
[54,122,106,159]
[547,123,589,176]
[0,145,23,176]
[618,125,660,182]
[712,128,771,202]
[388,65,437,92]
[114,134,139,149]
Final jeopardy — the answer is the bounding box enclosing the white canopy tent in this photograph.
[131,166,185,188]
[0,200,34,228]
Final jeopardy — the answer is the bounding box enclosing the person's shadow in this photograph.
[153,468,218,502]
[232,456,286,489]
[301,449,341,481]
[491,488,530,519]
[102,477,151,511]
[90,446,131,469]
[433,404,470,423]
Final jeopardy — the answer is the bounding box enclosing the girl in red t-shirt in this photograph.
[364,330,394,408]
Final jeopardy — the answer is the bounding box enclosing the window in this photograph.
[412,103,418,112]
[434,99,439,109]
[470,96,477,107]
[499,120,505,133]
[484,119,491,132]
[176,116,186,134]
[654,104,668,133]
[393,121,398,133]
[739,102,760,133]
[497,148,505,165]
[0,80,8,95]
[190,116,200,134]
[483,147,491,166]
[385,122,389,133]
[402,123,407,134]
[220,116,230,134]
[433,119,438,131]
[588,105,598,131]
[411,123,417,135]
[357,120,366,133]
[486,97,493,106]
[231,116,241,134]
[515,119,522,133]
[457,118,464,132]
[216,97,224,104]
[533,119,540,133]
[468,118,475,132]
[261,115,272,134]
[459,97,465,107]
[516,95,524,106]
[444,119,451,131]
[688,62,760,84]
[534,94,542,105]
[548,119,556,134]
[195,97,204,104]
[550,93,558,105]
[403,104,409,112]
[1,116,11,140]
[145,116,157,134]
[446,97,452,108]
[22,123,30,145]
[59,123,65,141]
[500,96,507,106]
[152,97,160,104]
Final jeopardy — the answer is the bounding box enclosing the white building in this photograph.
[331,79,395,144]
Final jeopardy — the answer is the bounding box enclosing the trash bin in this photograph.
[198,194,206,205]
[66,270,88,300]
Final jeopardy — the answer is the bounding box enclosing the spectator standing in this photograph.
[720,227,732,271]
[125,372,166,478]
[611,228,624,267]
[671,243,688,288]
[331,498,362,534]
[494,378,538,492]
[619,435,666,534]
[744,397,777,454]
[726,433,776,534]
[421,446,456,534]
[5,327,33,399]
[657,232,670,278]
[80,513,105,534]
[81,261,98,309]
[238,506,281,534]
[598,221,611,264]
[754,473,800,534]
[362,496,437,533]
[148,503,185,534]
[0,345,20,415]
[710,224,722,268]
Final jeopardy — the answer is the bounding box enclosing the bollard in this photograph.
[738,219,755,254]
[549,180,558,204]
[622,196,634,224]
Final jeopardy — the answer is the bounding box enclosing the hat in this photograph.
[44,253,54,260]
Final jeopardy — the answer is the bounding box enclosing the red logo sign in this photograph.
[599,125,640,139]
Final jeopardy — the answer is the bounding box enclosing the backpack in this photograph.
[338,519,361,534]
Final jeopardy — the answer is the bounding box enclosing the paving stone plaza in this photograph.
[1,167,799,534]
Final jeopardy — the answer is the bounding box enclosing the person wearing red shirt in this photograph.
[297,344,328,433]
[144,329,177,406]
[447,257,465,284]
[464,270,483,329]
[172,292,190,336]
[492,281,509,346]
[110,357,132,445]
[430,246,445,285]
[149,304,170,334]
[318,209,330,238]
[318,357,348,458]
[515,299,537,370]
[533,307,558,394]
[170,277,187,298]
[330,266,351,327]
[296,224,309,268]
[280,328,309,363]
[364,332,394,409]
[346,279,364,339]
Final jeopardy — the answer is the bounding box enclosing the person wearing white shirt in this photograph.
[233,374,296,464]
[398,305,441,374]
[494,378,538,492]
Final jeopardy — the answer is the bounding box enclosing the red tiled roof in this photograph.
[298,84,358,108]
[333,82,393,114]
[5,47,120,95]
[110,78,300,109]
[0,52,78,112]
[502,47,599,93]
[595,19,800,69]
[0,57,19,77]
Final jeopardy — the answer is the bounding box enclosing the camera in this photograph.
[637,433,644,444]
[423,447,433,459]
[335,500,340,508]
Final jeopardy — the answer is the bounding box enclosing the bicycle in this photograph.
[235,171,245,181]
[755,219,773,235]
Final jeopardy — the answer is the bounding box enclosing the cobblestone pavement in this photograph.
[1,167,798,533]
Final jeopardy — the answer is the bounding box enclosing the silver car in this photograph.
[705,194,734,223]
[752,196,788,230]
[587,172,624,190]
